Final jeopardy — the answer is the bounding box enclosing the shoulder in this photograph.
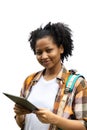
[68,69,87,92]
[68,71,87,95]
[24,71,40,86]
[20,71,42,97]
[24,72,37,84]
[23,70,44,87]
[76,76,87,92]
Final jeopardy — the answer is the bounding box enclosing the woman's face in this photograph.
[35,36,64,69]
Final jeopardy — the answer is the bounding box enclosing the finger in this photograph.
[15,104,25,109]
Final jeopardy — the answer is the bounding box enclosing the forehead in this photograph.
[35,36,57,49]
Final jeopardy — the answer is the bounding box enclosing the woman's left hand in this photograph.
[34,108,56,124]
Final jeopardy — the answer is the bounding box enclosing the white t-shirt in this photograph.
[24,76,59,130]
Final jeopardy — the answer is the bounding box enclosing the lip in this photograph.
[41,60,51,66]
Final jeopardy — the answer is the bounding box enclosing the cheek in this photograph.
[52,53,61,62]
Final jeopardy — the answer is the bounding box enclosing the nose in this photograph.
[41,52,48,59]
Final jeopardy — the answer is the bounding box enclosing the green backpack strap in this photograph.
[66,74,84,92]
[57,74,83,115]
[57,73,84,130]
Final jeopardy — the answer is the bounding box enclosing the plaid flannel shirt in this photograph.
[20,65,87,130]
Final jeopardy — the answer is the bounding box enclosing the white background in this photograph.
[0,0,87,129]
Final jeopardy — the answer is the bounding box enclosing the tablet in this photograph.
[3,93,38,112]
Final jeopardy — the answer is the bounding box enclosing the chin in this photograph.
[45,66,53,70]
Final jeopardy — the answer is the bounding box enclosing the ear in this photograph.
[60,45,64,54]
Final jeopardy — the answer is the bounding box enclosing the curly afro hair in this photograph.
[28,22,74,62]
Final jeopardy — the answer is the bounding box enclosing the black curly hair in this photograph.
[28,22,74,62]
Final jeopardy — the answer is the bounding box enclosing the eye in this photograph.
[46,49,53,53]
[36,51,42,55]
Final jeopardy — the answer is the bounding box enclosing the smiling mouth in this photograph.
[41,60,51,66]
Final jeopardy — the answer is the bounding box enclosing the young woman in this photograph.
[14,22,87,130]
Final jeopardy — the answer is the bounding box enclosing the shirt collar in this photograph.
[32,65,69,84]
[56,65,69,84]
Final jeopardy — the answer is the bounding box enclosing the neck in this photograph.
[43,63,62,80]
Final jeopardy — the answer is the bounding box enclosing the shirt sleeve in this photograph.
[74,77,87,128]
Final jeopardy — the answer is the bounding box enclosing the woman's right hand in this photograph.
[14,103,31,128]
[14,103,31,115]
